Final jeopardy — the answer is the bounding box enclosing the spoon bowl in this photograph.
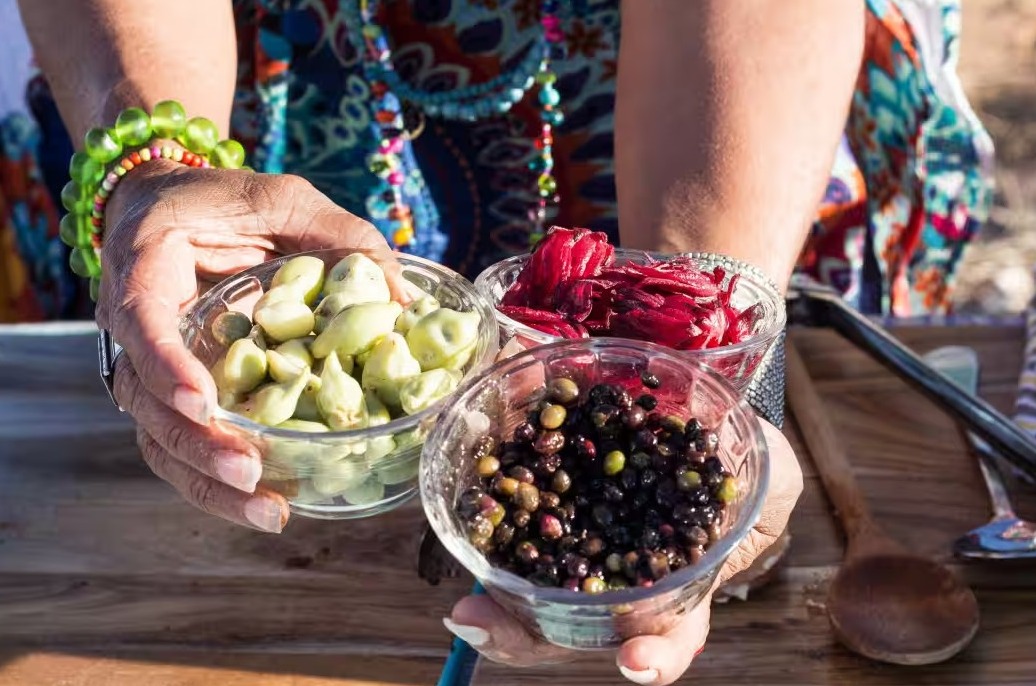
[922,347,1036,561]
[827,550,980,665]
[954,516,1036,559]
[787,341,981,665]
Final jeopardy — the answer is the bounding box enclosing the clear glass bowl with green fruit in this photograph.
[180,249,499,519]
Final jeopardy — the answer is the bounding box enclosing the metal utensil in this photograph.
[787,278,1036,482]
[922,346,1036,559]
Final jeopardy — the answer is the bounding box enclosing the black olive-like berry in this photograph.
[640,371,661,389]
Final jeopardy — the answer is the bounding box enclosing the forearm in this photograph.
[615,0,864,289]
[17,0,237,141]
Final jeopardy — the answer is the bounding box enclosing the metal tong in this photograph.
[787,278,1036,483]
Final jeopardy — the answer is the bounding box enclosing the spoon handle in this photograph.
[785,340,877,542]
[920,346,1019,521]
[965,432,1018,520]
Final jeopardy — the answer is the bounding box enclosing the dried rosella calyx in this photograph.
[610,310,694,349]
[500,230,763,351]
[502,227,614,310]
[610,289,665,313]
[498,305,590,339]
[497,305,570,326]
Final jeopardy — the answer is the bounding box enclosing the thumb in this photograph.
[615,591,712,685]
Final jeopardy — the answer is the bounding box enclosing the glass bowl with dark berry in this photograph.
[420,338,768,650]
[473,227,786,395]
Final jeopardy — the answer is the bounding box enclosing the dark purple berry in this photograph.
[591,504,614,528]
[602,482,625,504]
[640,371,661,389]
[633,428,657,451]
[588,384,617,406]
[563,553,590,579]
[630,451,651,469]
[622,406,647,430]
[639,528,661,549]
[636,394,658,411]
[581,536,606,558]
[516,541,539,565]
[534,430,565,455]
[540,490,561,510]
[573,435,597,460]
[620,468,639,491]
[512,509,531,528]
[494,522,515,546]
[533,453,561,476]
[513,421,537,443]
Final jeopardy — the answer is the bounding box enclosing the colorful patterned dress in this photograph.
[0,0,993,322]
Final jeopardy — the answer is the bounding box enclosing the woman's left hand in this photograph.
[444,420,803,685]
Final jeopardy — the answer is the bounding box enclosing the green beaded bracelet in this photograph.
[59,100,249,300]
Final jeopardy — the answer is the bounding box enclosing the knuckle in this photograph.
[162,421,197,464]
[186,473,223,516]
[245,172,311,215]
[137,430,166,475]
[275,173,314,197]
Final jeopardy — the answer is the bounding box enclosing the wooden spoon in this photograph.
[785,340,980,665]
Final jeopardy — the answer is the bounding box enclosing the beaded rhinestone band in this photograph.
[59,100,247,299]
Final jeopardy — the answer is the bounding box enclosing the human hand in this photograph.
[444,420,802,684]
[100,160,401,532]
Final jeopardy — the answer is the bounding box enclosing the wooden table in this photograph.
[1,323,1035,686]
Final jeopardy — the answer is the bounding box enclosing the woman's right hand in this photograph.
[99,160,401,533]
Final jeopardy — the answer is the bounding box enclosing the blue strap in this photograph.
[436,583,486,686]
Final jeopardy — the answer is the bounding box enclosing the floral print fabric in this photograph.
[0,0,993,321]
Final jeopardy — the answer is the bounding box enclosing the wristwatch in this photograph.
[97,328,126,411]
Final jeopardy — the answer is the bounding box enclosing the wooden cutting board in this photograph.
[1,323,1034,685]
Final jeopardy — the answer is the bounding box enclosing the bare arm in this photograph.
[16,0,237,140]
[616,0,864,289]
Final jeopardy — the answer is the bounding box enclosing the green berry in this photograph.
[717,476,738,504]
[603,450,625,476]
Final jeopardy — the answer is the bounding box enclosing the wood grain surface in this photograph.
[1,323,1034,685]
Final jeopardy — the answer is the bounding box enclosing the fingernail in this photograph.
[173,386,211,425]
[618,666,659,685]
[214,451,261,492]
[442,618,490,647]
[244,497,285,533]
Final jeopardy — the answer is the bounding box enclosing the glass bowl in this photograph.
[420,338,769,649]
[473,249,786,395]
[180,249,499,520]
